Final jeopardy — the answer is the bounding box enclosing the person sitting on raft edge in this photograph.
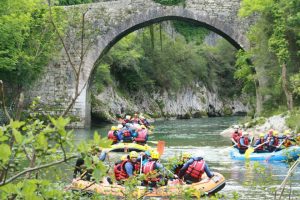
[178,156,214,184]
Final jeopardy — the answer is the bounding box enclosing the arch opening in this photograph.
[86,16,246,126]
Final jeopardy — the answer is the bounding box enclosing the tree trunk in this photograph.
[254,78,263,116]
[281,63,293,110]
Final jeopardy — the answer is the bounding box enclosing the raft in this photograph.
[67,172,226,198]
[105,142,153,152]
[230,146,300,161]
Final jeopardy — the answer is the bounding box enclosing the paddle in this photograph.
[147,141,159,144]
[265,140,285,162]
[157,140,165,156]
[245,141,268,159]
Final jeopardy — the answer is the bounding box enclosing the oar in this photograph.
[157,140,165,156]
[265,140,285,162]
[245,141,268,159]
[147,141,159,144]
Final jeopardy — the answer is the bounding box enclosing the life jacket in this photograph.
[132,117,139,124]
[108,130,118,142]
[186,160,206,180]
[256,138,265,150]
[114,160,140,181]
[238,137,249,149]
[273,137,279,146]
[135,129,147,142]
[232,132,240,143]
[114,160,129,181]
[283,139,292,148]
[143,161,160,182]
[122,130,132,142]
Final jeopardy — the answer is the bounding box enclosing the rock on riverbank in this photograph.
[220,114,289,137]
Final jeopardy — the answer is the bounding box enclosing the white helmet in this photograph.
[242,132,249,136]
[117,124,123,129]
[233,125,239,129]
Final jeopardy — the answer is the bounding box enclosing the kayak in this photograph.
[230,146,300,161]
[105,142,153,152]
[67,172,225,198]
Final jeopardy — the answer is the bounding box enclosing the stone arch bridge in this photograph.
[31,0,254,128]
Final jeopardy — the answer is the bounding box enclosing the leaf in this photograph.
[93,131,100,144]
[0,144,11,162]
[92,162,107,183]
[9,120,25,129]
[12,128,23,144]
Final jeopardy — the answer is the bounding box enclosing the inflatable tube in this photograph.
[105,143,153,152]
[67,172,225,198]
[230,146,300,161]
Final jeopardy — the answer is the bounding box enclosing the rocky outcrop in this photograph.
[91,83,249,122]
[220,114,289,138]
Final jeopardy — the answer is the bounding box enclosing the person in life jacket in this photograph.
[178,156,214,184]
[268,131,285,152]
[282,130,296,148]
[238,132,250,154]
[135,125,148,145]
[124,115,132,124]
[73,146,107,180]
[142,150,170,188]
[132,113,140,124]
[107,126,119,144]
[231,125,242,148]
[114,151,140,183]
[171,152,192,176]
[254,133,267,153]
[139,115,150,128]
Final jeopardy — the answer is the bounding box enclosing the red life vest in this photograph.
[135,129,147,142]
[283,139,292,147]
[273,137,279,146]
[238,137,249,149]
[123,130,131,137]
[108,130,118,142]
[132,118,139,124]
[143,161,160,182]
[186,160,206,180]
[114,160,129,181]
[256,138,265,150]
[232,132,240,143]
[114,160,140,181]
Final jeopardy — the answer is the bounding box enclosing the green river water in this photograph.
[70,116,299,199]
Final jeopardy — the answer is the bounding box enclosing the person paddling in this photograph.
[178,156,214,184]
[254,133,268,153]
[237,132,250,154]
[231,125,242,148]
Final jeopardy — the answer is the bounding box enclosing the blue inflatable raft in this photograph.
[230,146,300,161]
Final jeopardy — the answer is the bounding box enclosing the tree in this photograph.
[0,0,61,94]
[239,0,300,111]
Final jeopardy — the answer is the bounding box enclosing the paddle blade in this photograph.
[245,147,254,159]
[157,140,165,156]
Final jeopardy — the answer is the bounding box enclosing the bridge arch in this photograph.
[81,4,250,127]
[30,1,253,128]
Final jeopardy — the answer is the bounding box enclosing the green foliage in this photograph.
[153,0,185,6]
[0,0,64,89]
[286,109,300,132]
[92,21,240,100]
[58,0,93,5]
[239,0,300,112]
[0,100,112,199]
[173,21,209,44]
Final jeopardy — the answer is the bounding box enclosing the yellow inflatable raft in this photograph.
[67,172,225,198]
[105,142,153,152]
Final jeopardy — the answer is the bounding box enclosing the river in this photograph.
[72,116,300,199]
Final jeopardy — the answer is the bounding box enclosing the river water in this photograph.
[73,117,300,199]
